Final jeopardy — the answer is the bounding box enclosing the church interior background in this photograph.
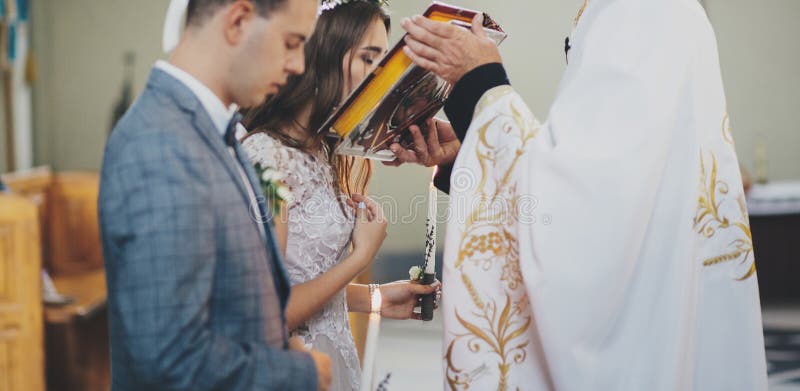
[0,0,798,389]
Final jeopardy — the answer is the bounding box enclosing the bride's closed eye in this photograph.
[360,52,379,67]
[360,46,386,67]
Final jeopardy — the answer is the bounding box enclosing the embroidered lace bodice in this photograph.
[243,132,359,391]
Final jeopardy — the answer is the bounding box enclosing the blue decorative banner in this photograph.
[17,0,28,21]
[8,22,16,60]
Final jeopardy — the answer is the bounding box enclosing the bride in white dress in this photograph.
[241,2,440,390]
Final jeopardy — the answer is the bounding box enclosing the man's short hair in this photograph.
[186,0,289,26]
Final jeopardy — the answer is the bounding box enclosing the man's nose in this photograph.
[287,53,305,76]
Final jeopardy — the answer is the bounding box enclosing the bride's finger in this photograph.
[358,195,385,223]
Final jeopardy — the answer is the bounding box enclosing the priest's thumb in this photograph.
[471,13,487,39]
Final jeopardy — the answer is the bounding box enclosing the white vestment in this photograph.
[441,0,767,390]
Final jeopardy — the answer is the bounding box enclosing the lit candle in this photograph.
[360,287,383,391]
[420,166,438,321]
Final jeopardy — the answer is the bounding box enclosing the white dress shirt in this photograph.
[155,60,238,135]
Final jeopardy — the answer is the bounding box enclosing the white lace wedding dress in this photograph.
[243,132,360,391]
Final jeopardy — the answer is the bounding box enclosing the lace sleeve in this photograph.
[241,132,307,206]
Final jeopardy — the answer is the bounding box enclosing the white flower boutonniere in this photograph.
[254,163,293,216]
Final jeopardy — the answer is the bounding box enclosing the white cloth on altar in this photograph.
[441,0,767,390]
[747,180,800,216]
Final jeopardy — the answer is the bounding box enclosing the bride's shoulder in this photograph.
[242,130,279,150]
[241,130,293,167]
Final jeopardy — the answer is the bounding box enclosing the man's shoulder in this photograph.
[105,88,197,161]
[112,86,191,137]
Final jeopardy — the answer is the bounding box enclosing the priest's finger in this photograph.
[426,119,444,163]
[470,13,488,40]
[411,14,457,39]
[409,126,431,166]
[412,312,423,321]
[403,46,441,75]
[404,35,443,64]
[401,17,445,50]
[388,143,419,164]
[381,159,403,167]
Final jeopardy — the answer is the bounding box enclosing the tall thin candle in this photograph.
[420,166,438,321]
[359,287,383,391]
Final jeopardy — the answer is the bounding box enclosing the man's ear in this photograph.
[223,0,256,45]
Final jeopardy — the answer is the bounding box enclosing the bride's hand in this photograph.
[348,194,388,269]
[379,279,442,320]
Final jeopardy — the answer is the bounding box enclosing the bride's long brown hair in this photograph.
[242,1,390,199]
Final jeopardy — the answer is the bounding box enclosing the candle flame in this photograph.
[371,287,382,314]
[431,165,439,181]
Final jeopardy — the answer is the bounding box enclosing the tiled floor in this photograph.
[764,305,800,390]
[373,305,800,390]
[375,317,443,391]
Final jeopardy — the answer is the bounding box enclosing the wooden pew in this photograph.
[2,167,109,391]
[0,193,45,391]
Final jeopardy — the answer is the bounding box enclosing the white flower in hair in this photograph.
[319,0,389,14]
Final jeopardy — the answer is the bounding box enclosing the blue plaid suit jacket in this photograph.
[99,68,316,390]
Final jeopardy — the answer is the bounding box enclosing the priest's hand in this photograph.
[379,280,442,320]
[384,118,461,167]
[402,13,502,85]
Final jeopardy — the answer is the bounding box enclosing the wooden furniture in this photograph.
[0,193,45,391]
[2,167,109,391]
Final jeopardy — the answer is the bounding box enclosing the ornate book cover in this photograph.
[320,2,507,161]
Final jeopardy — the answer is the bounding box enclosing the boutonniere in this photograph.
[254,163,293,216]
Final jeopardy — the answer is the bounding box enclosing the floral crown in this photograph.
[319,0,389,13]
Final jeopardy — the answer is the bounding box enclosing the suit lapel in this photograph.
[234,143,291,306]
[148,68,291,307]
[190,113,254,207]
[148,70,255,223]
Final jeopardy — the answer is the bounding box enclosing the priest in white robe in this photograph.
[393,0,768,389]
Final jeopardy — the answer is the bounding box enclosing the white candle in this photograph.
[359,287,383,391]
[424,166,438,275]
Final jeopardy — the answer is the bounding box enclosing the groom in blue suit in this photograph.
[98,0,329,389]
